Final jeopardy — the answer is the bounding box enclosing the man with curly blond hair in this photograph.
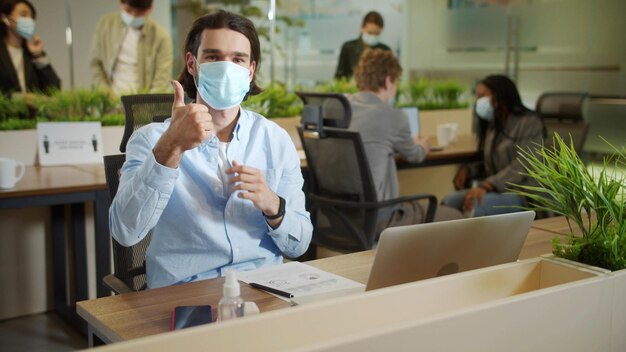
[348,49,462,231]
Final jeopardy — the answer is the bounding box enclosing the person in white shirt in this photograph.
[109,10,312,288]
[90,0,172,95]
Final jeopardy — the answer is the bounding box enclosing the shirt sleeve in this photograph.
[149,28,173,93]
[334,42,351,80]
[90,17,110,90]
[485,115,544,192]
[109,130,179,247]
[264,129,313,258]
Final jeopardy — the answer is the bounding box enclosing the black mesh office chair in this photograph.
[295,91,352,128]
[536,92,590,154]
[297,95,437,252]
[120,94,173,152]
[103,154,152,293]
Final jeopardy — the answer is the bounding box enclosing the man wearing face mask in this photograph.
[109,10,312,289]
[334,11,391,80]
[90,0,172,95]
[442,75,543,217]
[0,0,60,96]
[347,49,462,233]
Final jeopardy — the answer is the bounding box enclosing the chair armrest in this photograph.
[103,274,133,295]
[308,193,437,223]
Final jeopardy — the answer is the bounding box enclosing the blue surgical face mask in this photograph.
[193,57,251,110]
[15,16,35,40]
[475,96,494,121]
[121,10,145,28]
[361,33,380,46]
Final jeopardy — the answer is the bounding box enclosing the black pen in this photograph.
[249,282,294,298]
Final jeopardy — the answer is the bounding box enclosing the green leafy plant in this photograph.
[510,134,626,271]
[0,94,30,121]
[397,78,470,110]
[242,82,303,118]
[0,89,124,130]
[307,78,359,94]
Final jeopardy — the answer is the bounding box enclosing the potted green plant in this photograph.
[511,134,626,271]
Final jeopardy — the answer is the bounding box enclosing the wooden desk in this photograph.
[0,164,110,332]
[77,217,567,346]
[397,134,480,169]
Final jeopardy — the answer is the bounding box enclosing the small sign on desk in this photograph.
[37,122,104,166]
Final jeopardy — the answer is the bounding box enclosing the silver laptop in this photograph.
[365,211,536,291]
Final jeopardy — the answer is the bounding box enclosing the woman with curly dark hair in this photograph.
[442,74,543,217]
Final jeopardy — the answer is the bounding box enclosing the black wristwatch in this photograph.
[263,196,285,220]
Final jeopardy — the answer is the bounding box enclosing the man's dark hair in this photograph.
[177,10,261,100]
[362,11,384,28]
[121,0,153,10]
[1,0,36,38]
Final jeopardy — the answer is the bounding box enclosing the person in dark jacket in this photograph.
[334,11,390,80]
[0,0,60,96]
[442,74,544,217]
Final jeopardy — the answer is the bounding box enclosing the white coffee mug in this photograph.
[0,157,25,189]
[437,124,453,147]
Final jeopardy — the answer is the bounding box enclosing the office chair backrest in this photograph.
[120,94,174,152]
[298,126,381,251]
[103,154,152,292]
[536,92,590,155]
[543,120,590,155]
[535,92,588,121]
[295,92,352,128]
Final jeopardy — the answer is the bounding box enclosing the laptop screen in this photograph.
[366,211,536,291]
[400,107,420,137]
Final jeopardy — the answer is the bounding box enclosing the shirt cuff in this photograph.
[139,152,179,193]
[266,211,302,242]
[32,56,50,69]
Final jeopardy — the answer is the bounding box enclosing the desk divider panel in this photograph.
[92,257,618,352]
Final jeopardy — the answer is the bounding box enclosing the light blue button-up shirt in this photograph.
[109,109,312,289]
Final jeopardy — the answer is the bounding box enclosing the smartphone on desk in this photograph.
[171,305,213,330]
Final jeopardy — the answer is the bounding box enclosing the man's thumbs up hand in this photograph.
[153,81,214,168]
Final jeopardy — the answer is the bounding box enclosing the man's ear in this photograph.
[248,61,256,82]
[185,52,196,77]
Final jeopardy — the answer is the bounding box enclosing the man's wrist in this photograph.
[263,195,285,220]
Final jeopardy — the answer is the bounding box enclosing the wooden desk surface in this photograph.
[77,216,571,344]
[0,164,106,198]
[424,134,478,161]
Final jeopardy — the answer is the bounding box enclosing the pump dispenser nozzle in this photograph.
[217,269,244,321]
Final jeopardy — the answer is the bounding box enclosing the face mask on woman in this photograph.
[193,57,251,110]
[361,33,380,46]
[13,16,36,40]
[475,96,494,121]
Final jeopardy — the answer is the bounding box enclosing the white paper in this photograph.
[238,262,365,302]
[37,122,104,166]
[401,107,420,137]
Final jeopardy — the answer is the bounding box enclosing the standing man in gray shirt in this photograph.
[348,49,462,229]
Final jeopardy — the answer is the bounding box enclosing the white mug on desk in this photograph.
[0,157,25,189]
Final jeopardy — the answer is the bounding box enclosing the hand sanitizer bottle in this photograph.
[217,269,244,322]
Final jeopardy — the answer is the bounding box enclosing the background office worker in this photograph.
[0,0,60,96]
[442,74,543,217]
[110,10,312,289]
[348,49,462,232]
[334,11,390,80]
[90,0,172,95]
